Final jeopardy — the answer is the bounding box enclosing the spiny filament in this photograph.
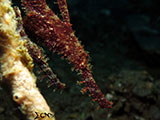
[14,6,65,89]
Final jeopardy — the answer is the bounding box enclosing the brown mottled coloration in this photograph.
[14,7,65,89]
[22,0,113,108]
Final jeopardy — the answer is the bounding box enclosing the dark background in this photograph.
[1,0,160,120]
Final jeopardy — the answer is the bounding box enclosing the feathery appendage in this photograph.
[22,0,113,108]
[14,7,65,89]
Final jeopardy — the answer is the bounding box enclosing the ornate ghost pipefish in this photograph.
[22,0,113,108]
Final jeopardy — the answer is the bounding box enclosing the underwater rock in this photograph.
[108,69,154,96]
[132,81,153,97]
[146,105,160,120]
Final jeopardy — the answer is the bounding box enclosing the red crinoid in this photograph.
[22,0,113,108]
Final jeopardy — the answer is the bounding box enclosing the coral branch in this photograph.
[0,0,55,119]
